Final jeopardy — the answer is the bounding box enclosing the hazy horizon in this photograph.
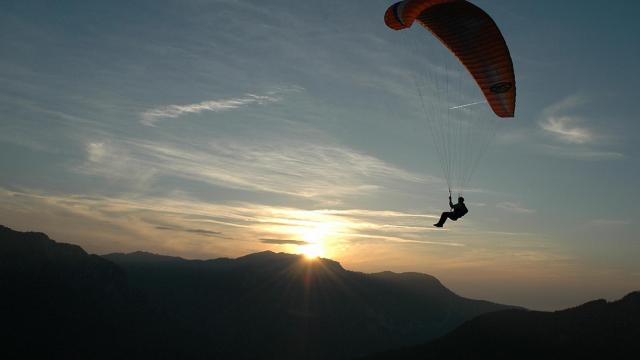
[1,0,639,311]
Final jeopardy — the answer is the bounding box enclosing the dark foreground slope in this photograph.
[1,225,513,359]
[366,291,640,359]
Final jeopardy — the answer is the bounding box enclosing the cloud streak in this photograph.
[540,116,592,144]
[540,95,593,144]
[537,95,622,160]
[261,238,310,246]
[538,144,623,161]
[155,225,226,238]
[496,202,536,214]
[140,87,302,126]
[141,94,278,126]
[78,134,433,200]
[589,219,630,226]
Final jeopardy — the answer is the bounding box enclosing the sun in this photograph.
[298,243,325,260]
[296,225,329,260]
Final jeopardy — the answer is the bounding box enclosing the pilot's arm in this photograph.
[449,196,454,209]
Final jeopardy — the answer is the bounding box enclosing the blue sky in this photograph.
[1,0,639,310]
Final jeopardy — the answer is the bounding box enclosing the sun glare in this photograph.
[297,224,331,260]
[299,243,325,260]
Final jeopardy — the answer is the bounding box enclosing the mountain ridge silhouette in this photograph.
[3,224,638,359]
[1,224,516,359]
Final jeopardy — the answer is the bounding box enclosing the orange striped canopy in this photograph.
[385,0,516,118]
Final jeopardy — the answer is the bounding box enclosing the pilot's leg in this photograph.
[434,212,452,227]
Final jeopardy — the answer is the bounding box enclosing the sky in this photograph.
[1,0,639,310]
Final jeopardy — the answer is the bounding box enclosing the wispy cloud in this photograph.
[496,202,536,214]
[78,141,158,187]
[342,233,464,247]
[140,87,301,126]
[540,116,592,144]
[320,209,439,220]
[261,238,310,246]
[538,144,623,161]
[78,134,433,200]
[537,95,622,160]
[155,225,226,238]
[540,95,592,144]
[589,219,630,226]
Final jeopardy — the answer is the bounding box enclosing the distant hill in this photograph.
[1,225,513,359]
[365,291,640,359]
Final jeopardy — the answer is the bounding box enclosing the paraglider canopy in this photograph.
[384,0,516,118]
